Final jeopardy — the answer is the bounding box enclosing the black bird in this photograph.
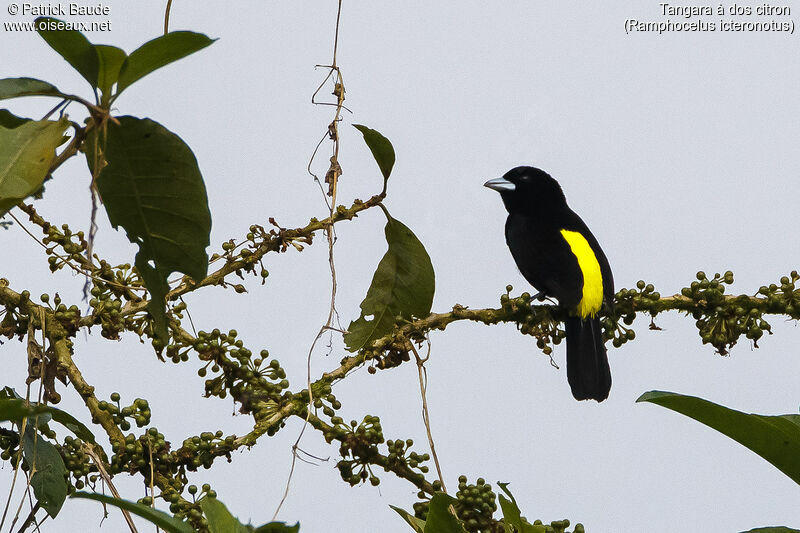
[485,166,614,402]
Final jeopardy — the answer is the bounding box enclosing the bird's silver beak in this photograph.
[483,177,516,193]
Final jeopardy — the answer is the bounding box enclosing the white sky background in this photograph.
[2,1,799,531]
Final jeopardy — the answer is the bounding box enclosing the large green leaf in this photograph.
[353,124,395,187]
[424,493,466,533]
[0,77,70,101]
[0,389,52,431]
[94,45,127,100]
[390,505,426,533]
[22,426,68,518]
[638,391,800,485]
[0,398,95,443]
[0,116,70,216]
[35,17,99,88]
[85,116,211,340]
[344,213,435,351]
[0,398,49,421]
[116,31,216,94]
[0,109,31,128]
[71,492,194,533]
[199,496,250,533]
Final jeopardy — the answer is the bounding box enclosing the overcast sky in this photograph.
[2,2,799,532]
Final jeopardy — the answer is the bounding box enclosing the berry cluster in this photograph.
[42,223,88,273]
[610,279,662,347]
[156,483,215,530]
[97,393,151,431]
[0,290,83,342]
[61,436,99,490]
[190,329,291,428]
[760,271,800,316]
[213,221,303,287]
[500,285,565,357]
[176,430,236,471]
[311,381,342,420]
[453,476,498,532]
[384,438,430,476]
[0,428,20,462]
[88,286,125,340]
[681,271,773,354]
[335,415,385,486]
[109,426,164,473]
[531,519,584,533]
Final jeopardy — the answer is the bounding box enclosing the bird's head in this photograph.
[484,166,567,215]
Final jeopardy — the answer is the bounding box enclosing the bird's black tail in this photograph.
[565,316,611,402]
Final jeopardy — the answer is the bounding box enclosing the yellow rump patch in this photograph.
[560,229,603,318]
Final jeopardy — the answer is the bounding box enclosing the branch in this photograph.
[304,411,437,495]
[320,284,800,387]
[109,193,385,322]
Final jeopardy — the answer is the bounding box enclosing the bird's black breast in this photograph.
[504,213,583,308]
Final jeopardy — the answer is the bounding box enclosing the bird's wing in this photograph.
[505,215,584,308]
[561,213,615,309]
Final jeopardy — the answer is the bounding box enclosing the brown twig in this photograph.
[84,444,138,533]
[14,501,41,533]
[163,0,173,34]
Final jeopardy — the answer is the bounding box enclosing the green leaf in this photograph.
[136,260,171,342]
[0,109,31,128]
[0,116,70,216]
[0,398,96,443]
[390,505,426,533]
[638,391,800,485]
[22,426,68,518]
[0,77,70,101]
[95,45,127,99]
[0,386,20,400]
[117,31,216,94]
[498,483,523,533]
[199,497,299,533]
[71,492,194,533]
[497,483,543,533]
[344,213,435,351]
[253,523,300,533]
[0,394,54,432]
[424,493,466,533]
[199,496,250,533]
[35,17,99,88]
[353,124,395,185]
[85,116,211,341]
[47,406,97,444]
[740,528,800,533]
[0,398,49,422]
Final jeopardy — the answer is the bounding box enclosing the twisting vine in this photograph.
[273,0,350,521]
